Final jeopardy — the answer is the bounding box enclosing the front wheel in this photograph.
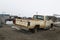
[49,24,55,31]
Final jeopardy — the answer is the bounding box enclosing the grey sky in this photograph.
[0,0,60,17]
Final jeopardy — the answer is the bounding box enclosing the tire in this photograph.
[34,25,40,32]
[29,25,40,33]
[29,29,35,33]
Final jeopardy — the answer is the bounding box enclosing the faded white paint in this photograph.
[15,16,53,30]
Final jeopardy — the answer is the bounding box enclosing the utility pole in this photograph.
[36,12,38,15]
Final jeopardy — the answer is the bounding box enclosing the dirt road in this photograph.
[0,25,60,40]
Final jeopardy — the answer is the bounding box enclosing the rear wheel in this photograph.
[34,25,40,32]
[29,29,35,33]
[29,25,40,33]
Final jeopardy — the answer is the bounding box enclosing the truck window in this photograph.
[33,15,44,20]
[38,15,44,20]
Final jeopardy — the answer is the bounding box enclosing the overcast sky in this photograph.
[0,0,60,17]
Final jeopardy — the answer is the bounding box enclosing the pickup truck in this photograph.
[13,15,54,33]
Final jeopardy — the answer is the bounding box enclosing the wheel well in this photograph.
[51,23,53,28]
[34,25,40,29]
[51,23,53,25]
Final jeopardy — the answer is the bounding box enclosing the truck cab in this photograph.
[32,15,53,28]
[33,15,50,21]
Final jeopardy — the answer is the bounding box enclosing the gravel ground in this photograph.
[0,25,60,40]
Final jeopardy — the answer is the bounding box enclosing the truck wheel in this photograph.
[49,24,55,31]
[29,25,40,33]
[29,29,35,33]
[34,25,40,32]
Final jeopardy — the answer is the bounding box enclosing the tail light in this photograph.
[13,19,15,24]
